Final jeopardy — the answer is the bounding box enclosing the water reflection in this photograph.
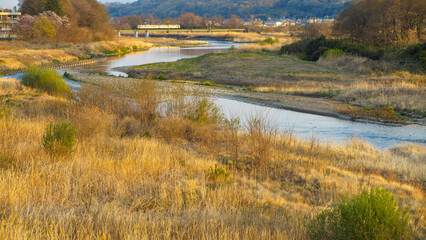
[58,40,425,149]
[216,98,426,149]
[64,41,242,76]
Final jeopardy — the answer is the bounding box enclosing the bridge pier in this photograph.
[117,31,121,37]
[145,31,149,38]
[134,31,138,38]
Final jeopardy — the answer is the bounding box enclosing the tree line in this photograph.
[14,0,114,42]
[106,0,352,19]
[333,0,425,45]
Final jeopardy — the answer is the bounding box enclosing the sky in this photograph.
[0,0,19,10]
[0,0,136,10]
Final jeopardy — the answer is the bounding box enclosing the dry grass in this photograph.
[235,37,295,53]
[0,37,153,71]
[155,31,295,43]
[0,78,26,94]
[131,52,425,118]
[336,73,426,114]
[0,77,425,239]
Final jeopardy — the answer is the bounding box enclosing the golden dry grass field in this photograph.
[0,76,425,239]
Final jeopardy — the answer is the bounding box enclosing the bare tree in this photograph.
[333,0,425,45]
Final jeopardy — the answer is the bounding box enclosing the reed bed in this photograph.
[0,77,424,239]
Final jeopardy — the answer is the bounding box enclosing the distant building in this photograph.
[263,21,284,27]
[0,10,21,39]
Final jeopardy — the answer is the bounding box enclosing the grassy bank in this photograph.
[0,76,425,239]
[129,52,425,122]
[148,31,295,43]
[0,37,209,72]
[0,37,154,72]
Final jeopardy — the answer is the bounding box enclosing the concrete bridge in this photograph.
[117,26,247,38]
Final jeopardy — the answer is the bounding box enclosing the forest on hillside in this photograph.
[106,0,353,19]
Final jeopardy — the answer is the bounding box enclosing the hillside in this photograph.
[107,0,354,19]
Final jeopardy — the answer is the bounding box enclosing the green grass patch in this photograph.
[257,37,279,45]
[132,52,346,87]
[323,49,345,59]
[102,49,120,55]
[22,68,71,97]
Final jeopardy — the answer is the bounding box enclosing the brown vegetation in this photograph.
[0,76,424,239]
[130,52,426,120]
[16,0,114,42]
[333,0,425,45]
[0,37,152,71]
[112,12,245,30]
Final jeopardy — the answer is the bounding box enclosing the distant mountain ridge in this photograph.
[107,0,354,19]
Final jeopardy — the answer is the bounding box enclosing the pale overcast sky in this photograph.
[1,0,136,10]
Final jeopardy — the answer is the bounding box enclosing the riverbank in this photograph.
[1,76,424,239]
[128,52,425,125]
[0,37,207,73]
[144,31,296,43]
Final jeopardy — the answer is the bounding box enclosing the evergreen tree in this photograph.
[45,0,64,16]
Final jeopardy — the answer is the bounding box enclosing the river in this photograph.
[6,40,426,149]
[64,41,242,77]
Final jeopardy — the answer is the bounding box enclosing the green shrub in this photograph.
[63,71,78,81]
[102,49,119,55]
[0,156,15,168]
[202,81,213,86]
[0,107,10,119]
[205,164,230,186]
[399,42,426,69]
[157,73,167,80]
[308,187,411,240]
[280,36,384,61]
[258,37,279,45]
[22,68,70,96]
[119,47,130,53]
[192,98,223,124]
[420,50,426,67]
[42,121,77,156]
[323,49,345,59]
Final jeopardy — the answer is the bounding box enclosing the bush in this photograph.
[192,98,223,124]
[399,42,426,69]
[280,36,384,61]
[202,81,213,86]
[323,49,345,59]
[258,37,279,45]
[22,68,70,96]
[157,73,167,80]
[205,164,230,187]
[308,187,411,240]
[0,156,15,168]
[42,121,77,156]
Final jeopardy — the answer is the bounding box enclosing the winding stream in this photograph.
[5,41,426,149]
[216,98,425,149]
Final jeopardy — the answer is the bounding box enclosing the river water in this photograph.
[65,40,426,148]
[6,40,425,149]
[65,41,242,77]
[216,98,425,149]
